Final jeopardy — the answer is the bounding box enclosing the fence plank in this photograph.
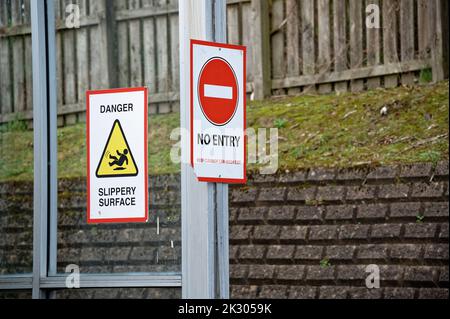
[286,0,300,95]
[383,0,399,88]
[59,0,80,125]
[76,0,89,106]
[143,17,156,94]
[54,0,64,114]
[169,0,179,112]
[0,1,12,114]
[227,3,240,45]
[271,0,285,85]
[333,0,347,92]
[427,0,437,74]
[104,0,118,89]
[241,2,253,84]
[63,0,77,108]
[366,0,381,89]
[89,0,110,91]
[141,0,153,9]
[317,0,331,93]
[71,0,89,124]
[156,0,170,114]
[301,0,315,93]
[23,0,33,112]
[400,0,415,85]
[128,0,140,9]
[0,3,6,33]
[427,0,436,57]
[129,0,143,87]
[418,0,430,60]
[117,2,130,87]
[12,0,25,113]
[272,59,430,89]
[142,0,157,114]
[349,0,364,92]
[250,0,271,99]
[432,0,449,82]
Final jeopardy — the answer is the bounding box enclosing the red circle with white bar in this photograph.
[198,57,238,126]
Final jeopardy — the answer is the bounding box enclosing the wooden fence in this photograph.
[0,0,448,127]
[269,0,448,95]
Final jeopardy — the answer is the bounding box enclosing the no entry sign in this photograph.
[87,87,148,224]
[191,40,246,183]
[198,57,238,126]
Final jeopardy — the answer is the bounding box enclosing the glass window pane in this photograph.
[0,0,33,276]
[55,0,181,275]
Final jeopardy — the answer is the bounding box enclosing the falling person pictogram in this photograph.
[109,149,129,170]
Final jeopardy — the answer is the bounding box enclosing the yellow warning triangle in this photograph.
[96,120,138,178]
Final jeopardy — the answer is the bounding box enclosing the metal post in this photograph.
[212,0,230,300]
[31,0,57,299]
[180,0,229,299]
[47,0,59,278]
[31,0,48,299]
[216,183,229,298]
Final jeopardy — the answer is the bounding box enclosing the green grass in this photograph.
[0,81,448,181]
[419,68,433,84]
[248,81,449,172]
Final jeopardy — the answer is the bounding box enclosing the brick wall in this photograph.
[229,161,449,299]
[0,175,182,277]
[0,162,448,299]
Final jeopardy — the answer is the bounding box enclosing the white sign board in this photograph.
[87,88,148,223]
[191,40,247,183]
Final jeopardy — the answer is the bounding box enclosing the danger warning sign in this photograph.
[87,87,148,224]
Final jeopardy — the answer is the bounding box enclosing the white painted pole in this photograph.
[212,0,230,299]
[180,0,229,299]
[180,0,214,299]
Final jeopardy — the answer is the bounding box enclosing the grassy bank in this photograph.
[0,81,448,181]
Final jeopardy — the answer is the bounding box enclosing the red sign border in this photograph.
[86,87,149,224]
[190,39,247,184]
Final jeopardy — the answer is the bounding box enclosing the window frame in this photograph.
[0,0,181,299]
